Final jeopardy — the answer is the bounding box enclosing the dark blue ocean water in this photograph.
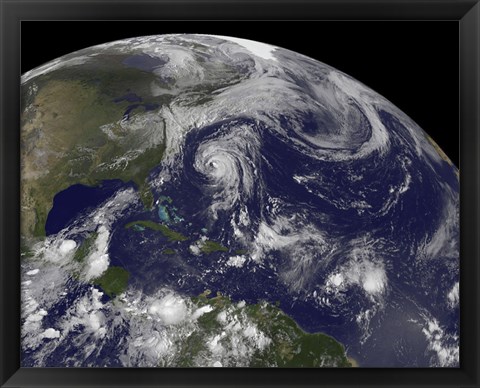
[36,113,459,367]
[45,179,133,236]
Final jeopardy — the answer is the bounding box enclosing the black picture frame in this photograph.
[1,1,479,387]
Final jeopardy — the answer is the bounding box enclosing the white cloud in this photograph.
[191,305,214,320]
[21,55,91,83]
[38,237,79,264]
[189,244,201,256]
[252,215,328,264]
[189,236,214,256]
[21,261,72,354]
[422,318,459,367]
[361,266,387,295]
[226,255,247,268]
[84,226,110,281]
[447,282,459,309]
[59,239,77,254]
[355,308,376,344]
[324,245,387,299]
[148,294,188,325]
[26,269,39,276]
[204,35,277,61]
[34,287,108,344]
[25,309,47,323]
[422,192,459,261]
[328,273,344,287]
[201,303,272,367]
[21,281,278,367]
[217,310,228,323]
[41,328,60,339]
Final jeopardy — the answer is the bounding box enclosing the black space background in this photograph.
[21,21,459,167]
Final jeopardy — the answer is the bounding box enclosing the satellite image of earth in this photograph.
[20,34,459,367]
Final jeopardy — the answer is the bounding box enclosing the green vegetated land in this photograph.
[71,232,130,298]
[200,240,229,253]
[73,232,98,263]
[125,220,188,241]
[21,54,171,239]
[126,220,234,257]
[233,249,248,255]
[125,219,235,256]
[93,266,130,298]
[175,291,352,367]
